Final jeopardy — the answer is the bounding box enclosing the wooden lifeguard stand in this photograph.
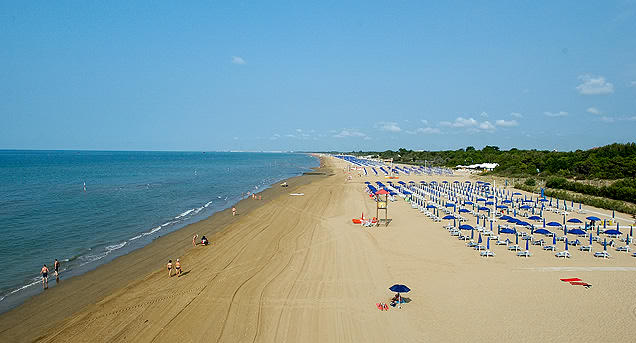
[375,189,390,226]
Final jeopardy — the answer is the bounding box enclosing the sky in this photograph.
[1,1,635,152]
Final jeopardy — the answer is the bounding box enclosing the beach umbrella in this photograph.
[604,238,607,251]
[471,228,474,239]
[515,232,519,245]
[442,215,455,220]
[612,210,615,218]
[459,224,474,231]
[500,228,516,234]
[597,226,600,235]
[604,220,606,229]
[589,233,593,245]
[459,208,470,213]
[529,215,542,221]
[631,226,633,237]
[605,229,622,235]
[565,238,569,251]
[553,235,557,245]
[525,238,529,251]
[569,229,586,236]
[586,216,601,222]
[567,218,583,224]
[478,233,482,244]
[546,221,562,227]
[389,284,411,293]
[487,237,490,250]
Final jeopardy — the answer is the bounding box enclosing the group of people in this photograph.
[166,259,182,277]
[40,259,61,289]
[192,234,209,247]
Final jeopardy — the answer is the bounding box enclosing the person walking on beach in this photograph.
[167,260,173,277]
[54,259,60,279]
[175,259,182,276]
[40,264,49,289]
[192,234,198,247]
[232,207,236,216]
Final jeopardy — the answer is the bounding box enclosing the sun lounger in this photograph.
[496,239,508,245]
[532,239,545,246]
[480,250,495,257]
[543,245,556,251]
[579,245,592,252]
[508,245,521,251]
[474,245,486,251]
[556,236,566,242]
[616,246,630,252]
[458,235,470,240]
[555,251,571,258]
[466,241,478,248]
[594,251,611,258]
[517,251,531,257]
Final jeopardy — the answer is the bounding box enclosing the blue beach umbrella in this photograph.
[500,228,516,234]
[525,238,529,251]
[487,237,490,250]
[565,238,569,251]
[604,238,607,251]
[515,232,519,245]
[389,284,411,293]
[478,233,483,244]
[546,221,562,227]
[471,228,474,239]
[605,229,622,235]
[459,224,474,231]
[586,216,601,222]
[567,218,583,224]
[442,215,455,220]
[528,215,542,221]
[589,233,593,245]
[569,229,586,236]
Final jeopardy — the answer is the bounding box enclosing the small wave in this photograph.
[79,252,108,266]
[174,209,195,219]
[143,226,162,236]
[129,234,143,241]
[204,201,213,207]
[3,279,42,299]
[194,206,204,214]
[105,242,127,252]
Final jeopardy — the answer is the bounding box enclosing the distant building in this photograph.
[455,163,499,171]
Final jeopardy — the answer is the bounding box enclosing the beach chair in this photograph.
[496,239,508,245]
[480,250,495,257]
[450,230,460,237]
[507,244,521,251]
[466,241,478,248]
[555,251,571,258]
[532,239,545,246]
[594,251,611,258]
[474,245,486,251]
[458,235,470,241]
[616,246,631,252]
[517,251,531,257]
[543,245,556,251]
[579,245,592,252]
[556,236,566,242]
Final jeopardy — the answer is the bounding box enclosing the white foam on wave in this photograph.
[175,209,195,219]
[194,206,204,214]
[205,201,213,207]
[144,226,162,235]
[105,241,127,252]
[80,251,108,266]
[129,234,143,241]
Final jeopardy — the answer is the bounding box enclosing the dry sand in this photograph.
[2,156,636,342]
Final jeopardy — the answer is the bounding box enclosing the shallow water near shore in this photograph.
[0,150,318,312]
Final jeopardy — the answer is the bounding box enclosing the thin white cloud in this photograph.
[440,116,495,132]
[544,111,568,117]
[510,112,523,118]
[587,107,601,115]
[599,115,636,123]
[376,122,402,132]
[576,74,614,95]
[295,128,302,133]
[600,116,615,123]
[421,119,429,125]
[333,129,368,138]
[495,119,519,127]
[270,133,281,140]
[231,56,246,65]
[406,127,441,135]
[478,121,495,131]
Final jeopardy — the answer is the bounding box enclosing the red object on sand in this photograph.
[560,278,582,282]
[375,189,390,195]
[352,219,362,224]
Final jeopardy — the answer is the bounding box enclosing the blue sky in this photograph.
[1,1,635,152]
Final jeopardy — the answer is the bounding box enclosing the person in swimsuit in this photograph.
[192,234,198,247]
[41,264,49,289]
[232,207,236,216]
[167,260,173,277]
[54,259,60,279]
[175,259,182,276]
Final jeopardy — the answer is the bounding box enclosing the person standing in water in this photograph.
[54,259,60,279]
[40,264,49,289]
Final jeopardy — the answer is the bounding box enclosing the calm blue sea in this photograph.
[0,150,318,312]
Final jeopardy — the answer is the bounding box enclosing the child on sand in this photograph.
[167,260,173,277]
[232,207,236,216]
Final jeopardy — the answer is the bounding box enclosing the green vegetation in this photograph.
[524,178,536,187]
[514,183,636,215]
[353,142,636,180]
[545,177,636,204]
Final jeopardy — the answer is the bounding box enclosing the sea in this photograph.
[0,150,318,313]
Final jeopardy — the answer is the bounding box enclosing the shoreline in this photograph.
[0,155,327,342]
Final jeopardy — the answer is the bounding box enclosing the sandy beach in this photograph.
[2,155,636,342]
